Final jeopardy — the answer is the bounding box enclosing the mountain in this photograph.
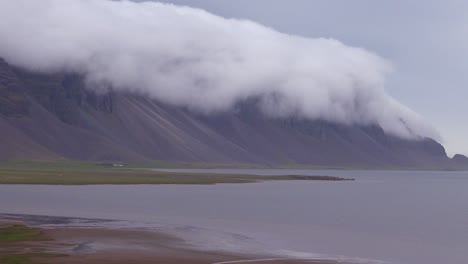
[452,154,468,167]
[0,59,466,169]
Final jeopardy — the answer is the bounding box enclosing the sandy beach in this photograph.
[0,220,339,264]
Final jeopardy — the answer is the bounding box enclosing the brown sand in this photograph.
[0,221,339,264]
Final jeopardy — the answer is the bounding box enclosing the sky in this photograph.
[145,0,468,156]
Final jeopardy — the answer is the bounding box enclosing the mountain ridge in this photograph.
[1,59,467,169]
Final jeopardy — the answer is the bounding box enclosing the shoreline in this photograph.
[3,160,465,172]
[0,163,352,185]
[0,219,343,264]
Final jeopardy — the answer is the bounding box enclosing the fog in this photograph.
[0,0,437,139]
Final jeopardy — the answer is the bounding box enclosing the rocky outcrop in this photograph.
[0,59,465,169]
[452,154,468,168]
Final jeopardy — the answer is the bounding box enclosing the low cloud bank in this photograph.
[0,0,437,139]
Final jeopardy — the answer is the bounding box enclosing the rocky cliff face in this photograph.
[0,59,466,169]
[0,60,29,117]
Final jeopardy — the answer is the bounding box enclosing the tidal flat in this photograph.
[0,221,340,264]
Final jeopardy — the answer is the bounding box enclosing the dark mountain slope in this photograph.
[0,59,466,169]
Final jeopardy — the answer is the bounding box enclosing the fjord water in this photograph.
[1,170,467,264]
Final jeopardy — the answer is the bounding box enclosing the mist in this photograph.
[0,0,437,139]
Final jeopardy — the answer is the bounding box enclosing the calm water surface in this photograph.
[1,169,467,264]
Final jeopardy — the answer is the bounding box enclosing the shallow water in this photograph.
[1,169,467,264]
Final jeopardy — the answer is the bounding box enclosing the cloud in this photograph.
[0,0,437,139]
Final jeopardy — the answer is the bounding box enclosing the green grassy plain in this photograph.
[0,161,350,185]
[0,253,65,264]
[0,225,43,242]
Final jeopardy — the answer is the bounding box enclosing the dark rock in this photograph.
[0,59,29,117]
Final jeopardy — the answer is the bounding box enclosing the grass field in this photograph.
[0,161,351,185]
[0,253,65,264]
[0,225,44,242]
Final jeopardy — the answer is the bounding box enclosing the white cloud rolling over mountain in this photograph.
[0,0,437,139]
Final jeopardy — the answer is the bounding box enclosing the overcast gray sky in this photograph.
[136,0,467,156]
